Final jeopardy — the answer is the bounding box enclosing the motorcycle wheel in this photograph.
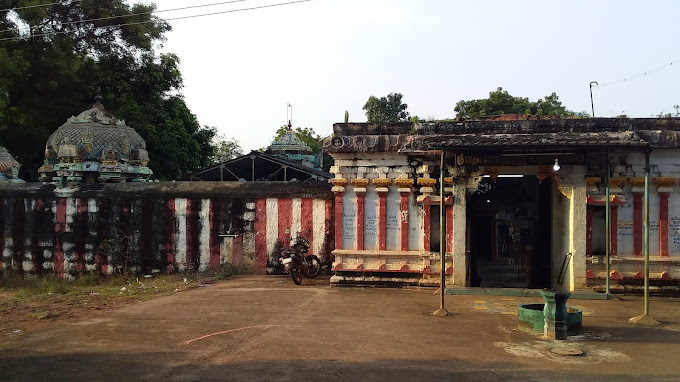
[301,255,321,278]
[290,266,303,285]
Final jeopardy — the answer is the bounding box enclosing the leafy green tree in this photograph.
[454,87,579,118]
[0,0,214,180]
[211,132,244,163]
[363,93,410,122]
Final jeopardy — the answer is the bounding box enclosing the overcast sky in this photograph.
[147,0,679,152]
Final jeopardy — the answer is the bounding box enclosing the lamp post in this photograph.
[589,81,598,117]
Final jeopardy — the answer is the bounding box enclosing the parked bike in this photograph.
[279,236,320,285]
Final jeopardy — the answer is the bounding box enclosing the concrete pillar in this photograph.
[654,177,675,257]
[452,182,467,286]
[395,178,414,252]
[630,177,644,256]
[570,167,587,290]
[328,175,347,251]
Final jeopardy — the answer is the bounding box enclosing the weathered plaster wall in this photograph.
[0,182,333,278]
[586,150,680,286]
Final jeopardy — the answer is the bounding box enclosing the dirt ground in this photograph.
[0,274,204,339]
[0,291,137,337]
[2,275,680,381]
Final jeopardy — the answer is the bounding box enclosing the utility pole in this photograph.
[590,81,598,117]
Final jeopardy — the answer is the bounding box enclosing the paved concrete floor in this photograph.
[2,275,680,381]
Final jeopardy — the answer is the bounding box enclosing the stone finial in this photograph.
[94,87,104,105]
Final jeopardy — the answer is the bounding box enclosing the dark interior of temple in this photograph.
[467,175,552,289]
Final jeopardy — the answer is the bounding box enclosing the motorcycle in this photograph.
[279,236,320,285]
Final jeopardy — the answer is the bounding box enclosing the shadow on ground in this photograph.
[0,351,668,382]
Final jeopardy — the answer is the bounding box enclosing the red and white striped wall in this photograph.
[254,198,334,272]
[0,192,334,277]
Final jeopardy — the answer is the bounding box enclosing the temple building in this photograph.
[324,116,680,292]
[183,126,329,182]
[0,146,23,182]
[38,94,152,187]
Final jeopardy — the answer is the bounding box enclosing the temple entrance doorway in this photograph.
[466,175,552,289]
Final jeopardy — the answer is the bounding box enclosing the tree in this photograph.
[211,132,244,163]
[363,93,410,122]
[0,1,215,180]
[657,105,680,118]
[454,87,579,119]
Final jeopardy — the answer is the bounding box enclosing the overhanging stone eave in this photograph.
[410,142,650,153]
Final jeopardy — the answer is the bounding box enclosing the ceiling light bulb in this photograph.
[553,158,561,172]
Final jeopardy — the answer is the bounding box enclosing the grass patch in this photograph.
[1,272,206,302]
[31,310,60,320]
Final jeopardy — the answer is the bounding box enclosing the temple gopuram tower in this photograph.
[0,146,23,182]
[265,125,320,169]
[39,93,152,187]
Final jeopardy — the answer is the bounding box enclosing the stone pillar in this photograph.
[351,178,369,251]
[586,205,593,257]
[570,168,588,289]
[610,204,619,257]
[395,178,413,251]
[654,177,675,257]
[328,171,347,251]
[609,178,626,258]
[417,165,436,252]
[452,181,467,286]
[373,177,392,251]
[630,177,644,256]
[584,177,601,258]
[445,176,454,253]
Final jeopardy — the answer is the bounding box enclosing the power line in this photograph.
[0,0,314,42]
[598,58,680,87]
[0,0,254,35]
[0,1,58,13]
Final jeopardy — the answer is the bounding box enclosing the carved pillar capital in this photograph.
[654,177,676,193]
[329,177,347,193]
[372,177,392,193]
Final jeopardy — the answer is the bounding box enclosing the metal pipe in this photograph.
[590,81,598,117]
[439,151,446,311]
[644,151,650,315]
[605,151,611,296]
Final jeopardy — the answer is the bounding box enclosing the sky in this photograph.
[142,0,679,152]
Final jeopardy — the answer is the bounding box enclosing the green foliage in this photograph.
[213,262,234,280]
[211,132,244,163]
[657,105,680,118]
[97,228,134,277]
[31,310,60,319]
[363,92,410,122]
[454,87,578,118]
[0,1,214,180]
